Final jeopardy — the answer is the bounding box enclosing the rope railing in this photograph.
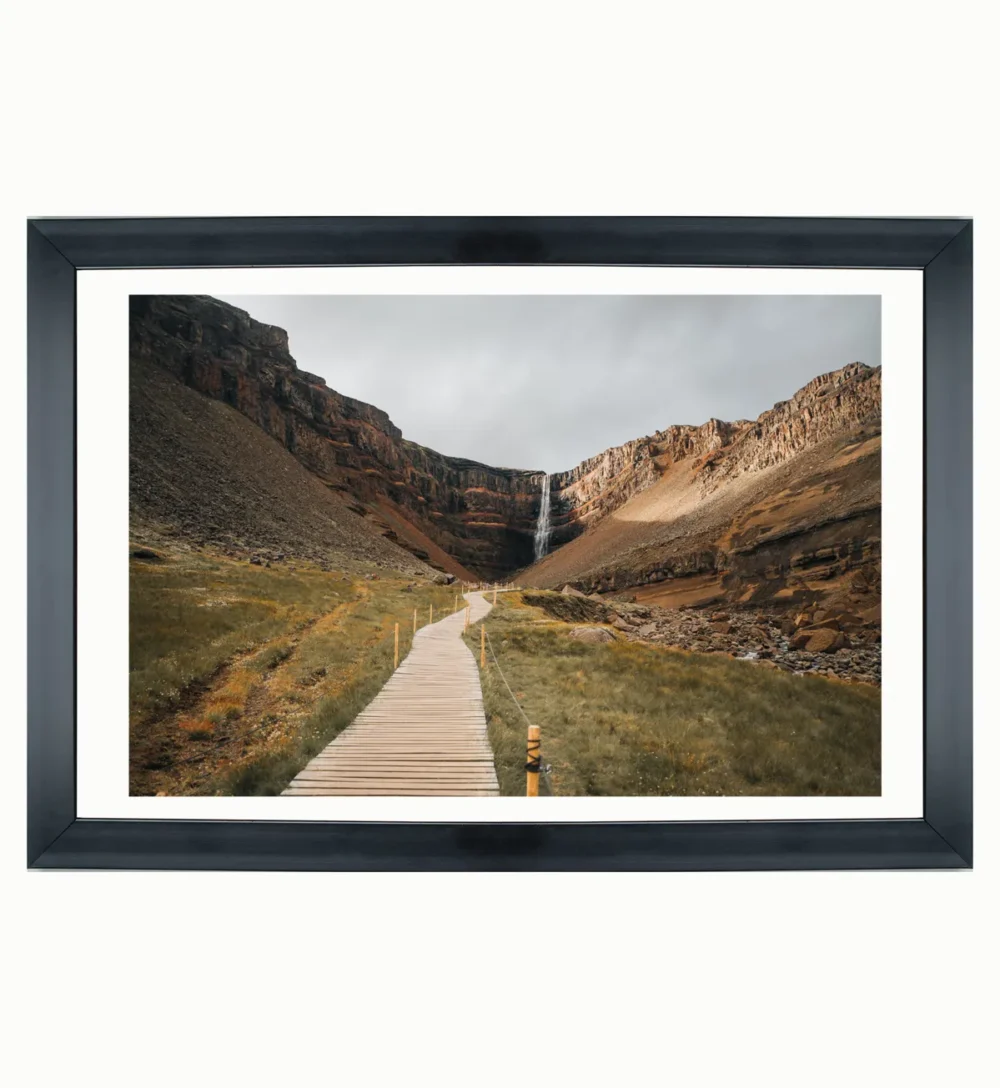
[483,627,533,729]
[482,624,550,795]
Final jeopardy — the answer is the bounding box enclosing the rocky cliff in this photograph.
[525,363,881,618]
[537,362,879,554]
[130,295,545,578]
[131,295,880,600]
[544,418,748,547]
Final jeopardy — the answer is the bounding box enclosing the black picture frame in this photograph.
[27,216,973,871]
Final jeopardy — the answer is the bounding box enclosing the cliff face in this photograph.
[130,295,545,578]
[699,362,880,484]
[538,362,879,547]
[130,295,880,597]
[524,363,881,616]
[544,419,748,546]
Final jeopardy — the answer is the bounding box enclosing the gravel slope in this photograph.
[130,359,435,577]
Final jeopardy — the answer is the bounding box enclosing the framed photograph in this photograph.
[27,216,972,870]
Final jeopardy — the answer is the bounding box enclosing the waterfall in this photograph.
[534,474,552,561]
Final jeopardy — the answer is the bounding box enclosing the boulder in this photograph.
[808,617,843,632]
[523,592,608,624]
[637,623,658,637]
[859,604,882,626]
[130,547,163,562]
[611,616,632,632]
[561,585,587,597]
[569,626,614,644]
[711,620,732,635]
[804,628,849,653]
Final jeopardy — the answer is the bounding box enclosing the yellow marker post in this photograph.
[480,624,486,668]
[394,622,399,669]
[493,587,498,605]
[454,594,459,613]
[429,603,433,625]
[413,607,417,634]
[526,725,541,797]
[464,604,470,631]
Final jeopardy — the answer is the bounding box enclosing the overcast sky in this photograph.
[218,295,880,473]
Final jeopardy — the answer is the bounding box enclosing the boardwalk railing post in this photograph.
[464,604,470,631]
[413,607,417,634]
[526,725,541,797]
[454,594,459,613]
[480,624,486,668]
[394,622,399,669]
[429,603,433,625]
[493,587,498,605]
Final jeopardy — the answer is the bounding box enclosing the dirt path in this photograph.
[131,584,373,795]
[282,592,498,796]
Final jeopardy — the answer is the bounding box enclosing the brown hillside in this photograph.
[130,357,471,578]
[130,295,542,578]
[524,363,881,618]
[129,294,880,617]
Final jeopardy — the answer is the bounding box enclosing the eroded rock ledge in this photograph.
[131,295,880,583]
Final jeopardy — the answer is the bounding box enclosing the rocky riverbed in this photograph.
[524,588,881,686]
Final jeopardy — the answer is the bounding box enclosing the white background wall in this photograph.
[1,3,993,1086]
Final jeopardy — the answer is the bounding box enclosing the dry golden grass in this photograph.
[129,553,353,723]
[465,593,880,797]
[129,550,458,795]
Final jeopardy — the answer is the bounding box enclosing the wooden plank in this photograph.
[298,757,495,766]
[293,769,500,780]
[303,758,496,766]
[283,788,498,796]
[291,779,500,788]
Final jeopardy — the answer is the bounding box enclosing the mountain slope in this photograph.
[129,294,880,617]
[130,295,543,578]
[130,356,461,577]
[523,363,881,617]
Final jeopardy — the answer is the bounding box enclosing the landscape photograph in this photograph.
[129,293,882,798]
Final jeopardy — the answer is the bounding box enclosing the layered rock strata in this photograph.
[130,295,544,578]
[131,295,880,602]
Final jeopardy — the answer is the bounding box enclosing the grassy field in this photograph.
[129,548,459,795]
[464,592,880,797]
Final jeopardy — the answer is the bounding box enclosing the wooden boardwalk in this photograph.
[282,592,498,796]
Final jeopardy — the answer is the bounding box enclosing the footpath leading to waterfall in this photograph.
[282,592,499,796]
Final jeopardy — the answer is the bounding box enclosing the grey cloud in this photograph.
[218,294,880,473]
